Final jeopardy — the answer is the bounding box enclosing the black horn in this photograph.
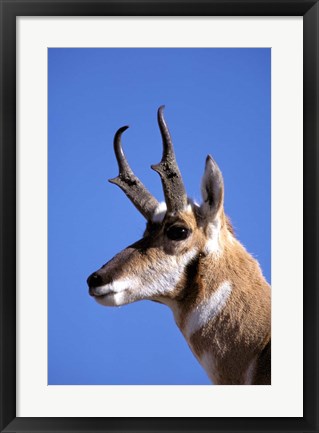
[109,126,159,220]
[151,106,187,214]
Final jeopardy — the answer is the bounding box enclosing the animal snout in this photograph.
[87,269,115,297]
[87,272,104,288]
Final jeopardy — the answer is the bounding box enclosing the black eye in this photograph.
[166,225,190,241]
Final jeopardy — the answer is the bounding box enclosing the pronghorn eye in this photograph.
[165,225,190,241]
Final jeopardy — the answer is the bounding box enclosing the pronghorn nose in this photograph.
[87,272,103,288]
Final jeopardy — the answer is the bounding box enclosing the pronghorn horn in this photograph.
[151,106,187,214]
[109,125,159,220]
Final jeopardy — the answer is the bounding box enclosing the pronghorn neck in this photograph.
[163,237,271,385]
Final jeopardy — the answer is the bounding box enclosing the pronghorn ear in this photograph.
[200,155,224,220]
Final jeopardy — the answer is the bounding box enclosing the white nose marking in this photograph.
[184,280,232,339]
[93,277,138,295]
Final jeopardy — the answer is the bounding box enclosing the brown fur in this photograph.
[91,205,271,384]
[88,110,270,384]
[148,208,271,384]
[164,209,271,384]
[89,195,270,384]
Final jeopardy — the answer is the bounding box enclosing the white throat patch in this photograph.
[183,280,232,339]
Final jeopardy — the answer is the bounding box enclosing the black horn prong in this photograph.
[109,125,159,220]
[113,125,130,169]
[151,106,187,214]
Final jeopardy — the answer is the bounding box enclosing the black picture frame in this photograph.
[0,1,318,432]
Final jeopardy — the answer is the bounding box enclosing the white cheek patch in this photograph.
[183,280,232,339]
[139,249,199,299]
[93,250,199,307]
[142,269,179,298]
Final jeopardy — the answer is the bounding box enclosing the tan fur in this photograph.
[164,209,271,384]
[185,239,271,384]
[89,186,271,385]
[88,110,271,384]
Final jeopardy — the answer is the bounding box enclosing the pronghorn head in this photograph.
[87,106,230,309]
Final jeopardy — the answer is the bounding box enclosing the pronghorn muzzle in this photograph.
[87,106,189,301]
[87,246,138,297]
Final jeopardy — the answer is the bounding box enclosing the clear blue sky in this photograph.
[48,48,270,385]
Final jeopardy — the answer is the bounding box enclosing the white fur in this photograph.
[92,277,139,296]
[152,201,194,223]
[136,248,198,300]
[152,202,167,223]
[95,291,127,307]
[92,278,139,307]
[203,220,221,255]
[185,203,193,214]
[183,280,232,339]
[227,230,235,244]
[94,249,199,307]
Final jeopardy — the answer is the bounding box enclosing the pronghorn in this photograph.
[87,106,271,385]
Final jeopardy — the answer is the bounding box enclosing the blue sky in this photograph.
[48,48,270,385]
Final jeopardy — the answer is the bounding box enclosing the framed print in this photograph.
[49,47,271,388]
[0,1,318,432]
